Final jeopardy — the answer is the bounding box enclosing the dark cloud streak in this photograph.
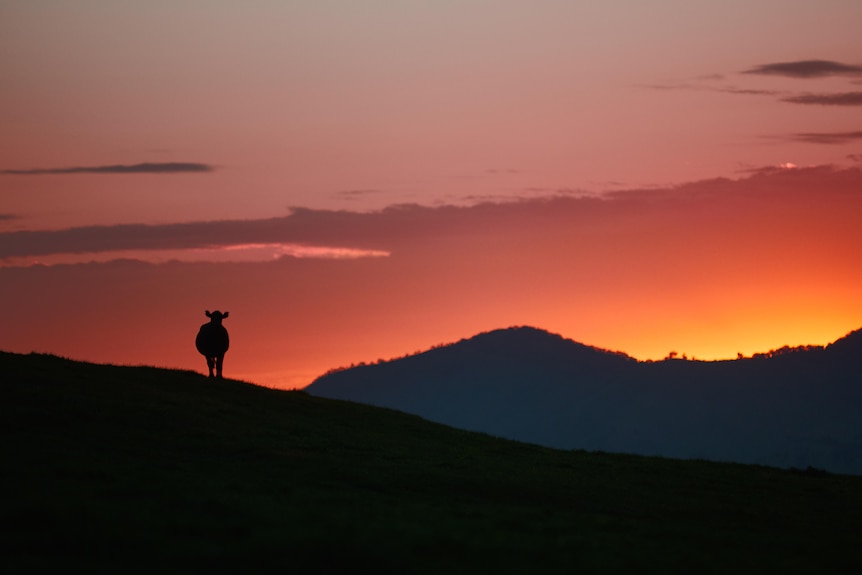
[639,82,782,97]
[788,131,862,144]
[781,92,862,106]
[332,189,385,200]
[716,87,782,96]
[743,60,862,78]
[1,162,214,175]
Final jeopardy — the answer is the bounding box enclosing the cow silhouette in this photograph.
[196,310,230,378]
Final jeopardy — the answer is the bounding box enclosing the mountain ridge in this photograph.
[307,325,862,474]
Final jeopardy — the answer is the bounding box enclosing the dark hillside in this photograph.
[4,351,862,574]
[308,326,862,474]
[825,326,862,366]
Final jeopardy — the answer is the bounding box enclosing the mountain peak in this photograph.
[453,326,635,366]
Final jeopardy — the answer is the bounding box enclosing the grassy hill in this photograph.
[3,351,862,574]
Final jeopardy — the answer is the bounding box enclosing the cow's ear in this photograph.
[205,310,212,317]
[223,312,229,318]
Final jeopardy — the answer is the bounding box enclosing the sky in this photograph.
[2,1,861,388]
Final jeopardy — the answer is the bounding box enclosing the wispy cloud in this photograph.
[0,214,17,222]
[0,208,400,266]
[781,92,862,106]
[655,60,862,113]
[743,60,862,78]
[0,162,214,175]
[715,87,783,97]
[785,131,862,144]
[639,81,783,97]
[332,189,385,201]
[735,163,803,176]
[0,243,389,268]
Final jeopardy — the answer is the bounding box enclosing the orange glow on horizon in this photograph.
[2,167,861,391]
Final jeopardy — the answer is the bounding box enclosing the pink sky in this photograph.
[2,1,861,387]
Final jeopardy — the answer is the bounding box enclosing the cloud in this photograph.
[0,214,17,222]
[781,92,862,106]
[735,163,802,176]
[639,81,783,98]
[650,60,862,113]
[0,243,389,267]
[0,162,214,175]
[332,189,385,201]
[2,166,861,267]
[787,131,862,144]
[743,60,862,78]
[715,87,783,97]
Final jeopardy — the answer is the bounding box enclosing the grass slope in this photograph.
[3,351,862,574]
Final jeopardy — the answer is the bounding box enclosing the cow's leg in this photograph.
[206,356,216,378]
[215,355,224,379]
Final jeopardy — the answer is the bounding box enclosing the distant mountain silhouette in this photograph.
[307,326,862,474]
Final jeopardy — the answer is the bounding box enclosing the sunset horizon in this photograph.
[3,165,861,389]
[2,1,861,389]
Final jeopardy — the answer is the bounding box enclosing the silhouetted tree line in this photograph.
[751,344,825,360]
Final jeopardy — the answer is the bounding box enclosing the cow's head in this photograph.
[205,310,229,324]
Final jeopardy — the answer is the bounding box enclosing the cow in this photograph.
[195,310,230,378]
